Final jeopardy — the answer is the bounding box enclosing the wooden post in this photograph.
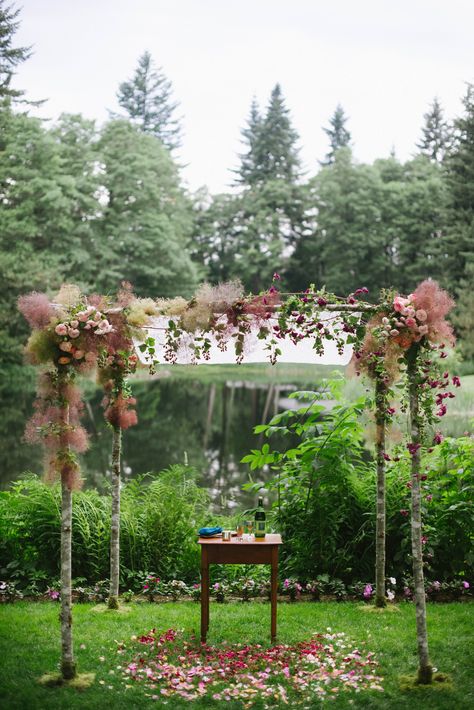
[200,547,209,643]
[407,347,433,684]
[59,375,76,680]
[108,424,122,609]
[374,375,387,607]
[271,546,278,642]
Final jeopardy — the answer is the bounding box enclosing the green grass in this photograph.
[134,361,342,385]
[0,601,472,709]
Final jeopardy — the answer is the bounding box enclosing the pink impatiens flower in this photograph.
[363,584,373,599]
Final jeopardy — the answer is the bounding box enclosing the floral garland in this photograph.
[19,287,116,488]
[354,279,458,436]
[135,277,377,366]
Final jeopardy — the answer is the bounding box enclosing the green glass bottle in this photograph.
[255,496,266,538]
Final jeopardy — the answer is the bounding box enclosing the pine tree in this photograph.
[417,97,451,162]
[235,97,263,185]
[235,85,300,186]
[115,51,182,151]
[0,0,30,101]
[321,104,351,166]
[443,83,474,293]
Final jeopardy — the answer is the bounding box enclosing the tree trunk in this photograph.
[407,349,433,684]
[374,375,387,607]
[108,424,122,609]
[59,381,76,679]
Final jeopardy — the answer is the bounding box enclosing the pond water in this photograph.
[2,368,470,513]
[0,374,307,513]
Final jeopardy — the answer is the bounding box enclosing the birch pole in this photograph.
[59,374,76,680]
[108,423,122,609]
[374,374,387,607]
[407,347,433,684]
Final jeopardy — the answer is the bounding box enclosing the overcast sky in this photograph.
[14,0,473,193]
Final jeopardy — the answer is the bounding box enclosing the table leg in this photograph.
[201,547,209,643]
[271,547,278,642]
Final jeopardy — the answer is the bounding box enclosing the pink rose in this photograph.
[55,323,67,336]
[418,324,429,336]
[69,319,79,328]
[406,307,415,318]
[68,328,80,338]
[405,317,416,328]
[77,311,89,322]
[393,296,409,312]
[73,350,85,359]
[390,329,399,336]
[59,341,72,352]
[415,309,427,322]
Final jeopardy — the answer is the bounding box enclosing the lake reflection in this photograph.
[2,369,470,513]
[83,378,294,513]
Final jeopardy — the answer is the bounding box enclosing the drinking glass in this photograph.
[236,522,244,541]
[245,520,253,541]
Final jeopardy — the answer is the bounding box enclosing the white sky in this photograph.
[14,0,473,193]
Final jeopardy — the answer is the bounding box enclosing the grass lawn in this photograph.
[0,601,472,709]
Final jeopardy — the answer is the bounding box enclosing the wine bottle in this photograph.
[255,496,266,538]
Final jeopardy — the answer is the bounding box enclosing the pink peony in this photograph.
[416,309,427,322]
[55,324,68,336]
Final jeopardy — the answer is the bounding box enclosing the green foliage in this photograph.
[236,84,301,186]
[0,466,209,585]
[287,150,448,295]
[0,0,31,101]
[114,51,182,151]
[321,103,352,166]
[416,97,451,163]
[96,120,197,297]
[242,389,474,584]
[243,387,373,579]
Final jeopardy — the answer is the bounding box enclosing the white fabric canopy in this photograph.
[135,316,352,366]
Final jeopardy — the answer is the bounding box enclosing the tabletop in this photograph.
[198,533,282,546]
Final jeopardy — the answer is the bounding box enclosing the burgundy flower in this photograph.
[407,442,421,456]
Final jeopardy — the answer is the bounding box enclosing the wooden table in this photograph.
[198,534,282,643]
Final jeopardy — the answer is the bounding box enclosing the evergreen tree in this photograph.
[321,104,351,165]
[0,108,72,367]
[236,84,300,186]
[417,97,451,162]
[235,97,263,185]
[0,0,30,101]
[115,51,182,151]
[443,83,474,293]
[50,113,102,285]
[96,120,197,297]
